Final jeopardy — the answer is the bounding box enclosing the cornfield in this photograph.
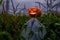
[0,14,60,40]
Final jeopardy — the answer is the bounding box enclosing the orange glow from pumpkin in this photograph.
[28,8,42,17]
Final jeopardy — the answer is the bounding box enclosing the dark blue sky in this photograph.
[0,0,60,13]
[15,0,60,8]
[11,0,60,12]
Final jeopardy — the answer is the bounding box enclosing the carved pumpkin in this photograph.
[28,8,42,17]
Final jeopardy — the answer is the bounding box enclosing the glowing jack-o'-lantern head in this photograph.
[28,8,42,17]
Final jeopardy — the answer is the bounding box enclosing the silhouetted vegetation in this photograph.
[0,14,60,40]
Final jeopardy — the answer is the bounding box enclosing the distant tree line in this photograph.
[0,0,28,15]
[35,0,60,14]
[0,0,60,15]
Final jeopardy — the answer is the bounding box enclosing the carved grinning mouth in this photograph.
[30,12,36,15]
